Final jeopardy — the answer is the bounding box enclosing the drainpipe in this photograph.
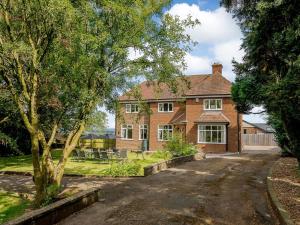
[237,112,241,154]
[226,124,229,152]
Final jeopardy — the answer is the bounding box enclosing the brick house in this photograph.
[115,64,242,153]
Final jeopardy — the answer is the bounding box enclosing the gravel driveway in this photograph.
[58,153,280,225]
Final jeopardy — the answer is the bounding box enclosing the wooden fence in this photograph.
[79,138,116,149]
[242,133,278,146]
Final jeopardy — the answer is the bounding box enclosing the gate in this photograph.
[242,133,277,146]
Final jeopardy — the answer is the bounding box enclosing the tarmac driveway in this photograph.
[58,153,280,225]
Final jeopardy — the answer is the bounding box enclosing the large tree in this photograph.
[221,0,300,165]
[0,0,197,205]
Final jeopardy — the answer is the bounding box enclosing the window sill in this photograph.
[198,142,226,145]
[121,138,134,141]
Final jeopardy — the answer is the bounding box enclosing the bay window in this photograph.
[198,125,225,144]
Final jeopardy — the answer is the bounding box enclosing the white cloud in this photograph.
[167,4,241,44]
[184,53,211,74]
[167,3,244,82]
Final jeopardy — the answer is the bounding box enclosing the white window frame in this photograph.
[121,124,133,140]
[125,104,139,113]
[198,124,226,144]
[158,125,173,141]
[139,124,148,140]
[158,102,173,112]
[203,99,222,110]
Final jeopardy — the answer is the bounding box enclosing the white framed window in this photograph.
[158,125,173,141]
[198,125,226,144]
[121,125,133,140]
[203,99,222,110]
[139,124,148,140]
[125,104,139,113]
[158,102,173,112]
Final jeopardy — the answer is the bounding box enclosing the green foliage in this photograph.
[40,184,63,207]
[152,150,172,160]
[0,191,30,224]
[102,162,142,177]
[85,110,107,134]
[0,0,198,204]
[0,89,30,156]
[222,0,300,164]
[164,133,197,158]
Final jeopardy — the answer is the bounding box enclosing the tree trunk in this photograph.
[31,133,48,206]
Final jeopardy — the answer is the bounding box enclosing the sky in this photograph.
[105,0,267,128]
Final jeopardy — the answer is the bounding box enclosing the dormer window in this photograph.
[125,104,139,113]
[204,99,222,110]
[158,102,173,112]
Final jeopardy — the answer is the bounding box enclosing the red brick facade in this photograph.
[116,64,242,153]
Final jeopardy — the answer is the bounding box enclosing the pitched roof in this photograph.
[242,120,275,133]
[119,74,232,101]
[195,112,230,124]
[170,112,187,125]
[252,123,275,133]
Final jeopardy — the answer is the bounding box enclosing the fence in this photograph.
[242,133,278,146]
[79,138,116,149]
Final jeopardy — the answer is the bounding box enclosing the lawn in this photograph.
[0,190,30,224]
[0,150,168,176]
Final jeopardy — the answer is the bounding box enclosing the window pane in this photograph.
[128,128,132,139]
[205,125,211,130]
[199,130,205,142]
[204,100,209,109]
[210,100,216,109]
[212,126,218,130]
[216,100,221,109]
[205,131,211,142]
[126,104,130,112]
[212,131,218,142]
[221,131,224,143]
[199,125,205,130]
[163,103,168,111]
[169,103,173,111]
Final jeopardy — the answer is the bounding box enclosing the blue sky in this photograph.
[105,0,266,128]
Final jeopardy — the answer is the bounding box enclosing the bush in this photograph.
[102,162,142,177]
[164,133,197,158]
[151,149,171,160]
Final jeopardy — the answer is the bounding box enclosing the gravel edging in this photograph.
[267,161,295,225]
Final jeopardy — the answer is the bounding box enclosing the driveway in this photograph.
[58,153,280,225]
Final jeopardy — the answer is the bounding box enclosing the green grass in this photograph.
[0,150,168,176]
[0,191,30,224]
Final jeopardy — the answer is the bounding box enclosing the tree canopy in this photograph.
[221,0,300,165]
[0,0,197,204]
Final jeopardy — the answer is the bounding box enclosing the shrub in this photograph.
[102,162,142,177]
[151,149,171,160]
[164,133,197,157]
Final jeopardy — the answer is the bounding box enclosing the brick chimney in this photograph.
[212,63,223,76]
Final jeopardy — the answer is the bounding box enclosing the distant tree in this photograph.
[85,110,107,134]
[0,0,197,204]
[221,0,300,166]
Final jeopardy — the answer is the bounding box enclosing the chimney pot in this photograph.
[212,63,223,76]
